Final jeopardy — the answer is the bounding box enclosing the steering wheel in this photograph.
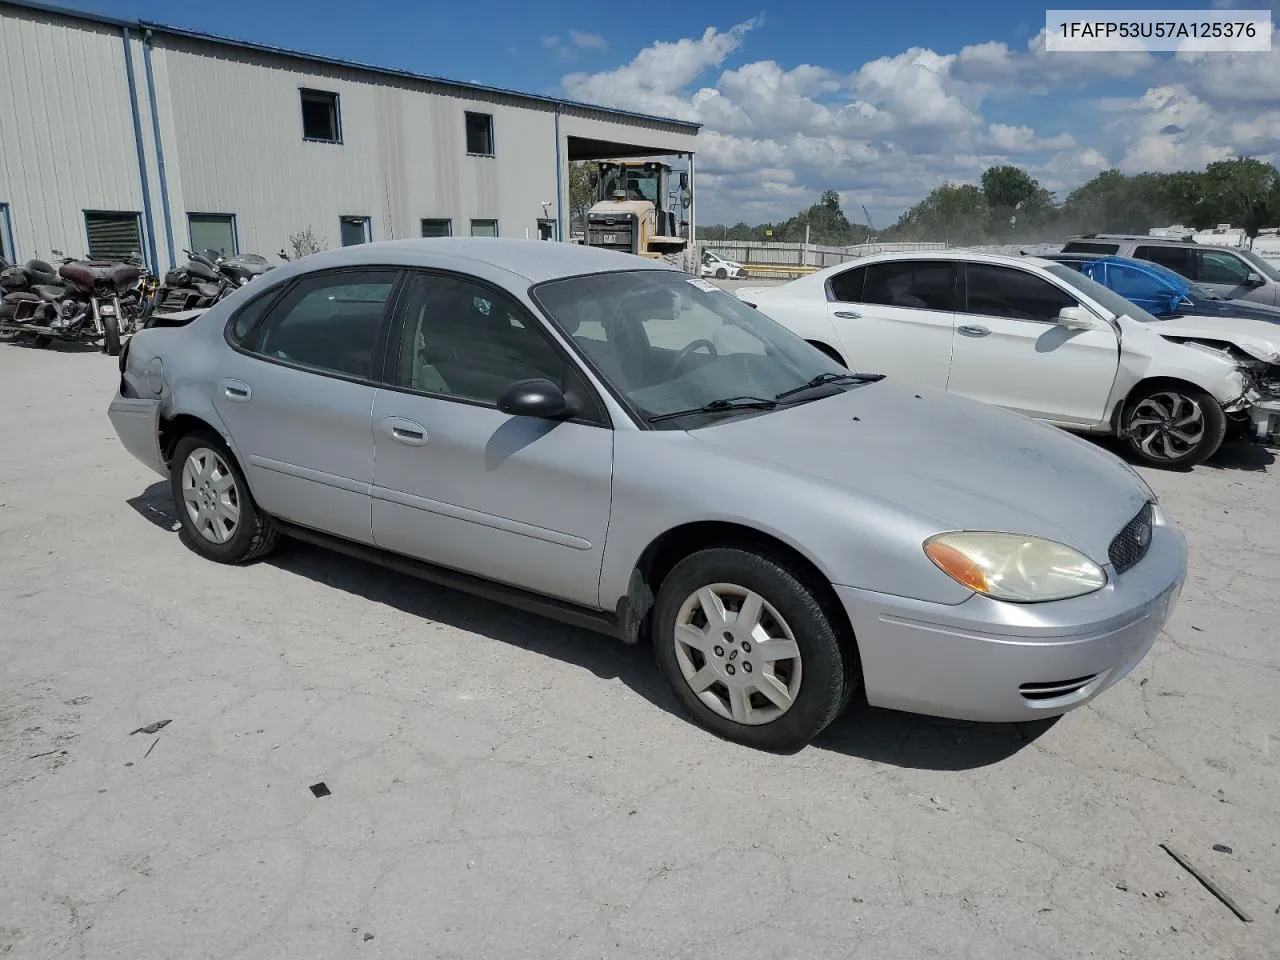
[670,338,717,376]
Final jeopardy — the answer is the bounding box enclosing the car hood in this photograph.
[1181,296,1280,325]
[692,380,1149,564]
[1149,314,1280,363]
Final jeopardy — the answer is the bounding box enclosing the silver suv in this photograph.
[1061,234,1280,305]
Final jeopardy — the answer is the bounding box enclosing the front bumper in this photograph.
[1246,395,1280,444]
[835,521,1187,722]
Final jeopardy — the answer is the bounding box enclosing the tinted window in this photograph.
[390,273,601,419]
[964,264,1077,322]
[228,288,283,345]
[1062,241,1119,254]
[828,266,865,303]
[246,270,398,378]
[861,261,955,310]
[1134,245,1191,276]
[465,112,494,155]
[1195,250,1252,285]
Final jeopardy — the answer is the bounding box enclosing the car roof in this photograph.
[277,238,679,284]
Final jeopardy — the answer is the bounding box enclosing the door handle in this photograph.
[382,417,428,446]
[957,324,990,337]
[833,310,861,319]
[222,379,252,401]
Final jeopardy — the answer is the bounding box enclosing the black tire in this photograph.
[1120,383,1226,468]
[102,312,121,356]
[715,267,728,279]
[652,547,858,751]
[169,430,279,564]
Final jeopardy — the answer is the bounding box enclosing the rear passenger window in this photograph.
[244,269,399,378]
[1194,250,1252,285]
[828,266,865,303]
[1134,245,1191,276]
[227,288,283,345]
[860,261,955,310]
[964,263,1076,322]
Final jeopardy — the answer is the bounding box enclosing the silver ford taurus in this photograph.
[109,239,1187,751]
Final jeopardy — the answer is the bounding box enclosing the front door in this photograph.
[211,268,402,544]
[823,259,958,390]
[946,262,1119,425]
[370,270,614,608]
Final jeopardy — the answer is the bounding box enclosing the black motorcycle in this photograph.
[150,248,278,317]
[0,250,144,355]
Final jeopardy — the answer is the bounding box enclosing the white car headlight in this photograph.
[923,532,1107,603]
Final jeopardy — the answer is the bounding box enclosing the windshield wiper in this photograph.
[774,371,885,401]
[647,396,779,423]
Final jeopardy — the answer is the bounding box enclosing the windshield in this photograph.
[1239,248,1280,282]
[599,167,659,205]
[532,270,850,426]
[1046,264,1164,323]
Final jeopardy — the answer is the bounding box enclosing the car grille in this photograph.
[1108,502,1154,575]
[1019,675,1099,702]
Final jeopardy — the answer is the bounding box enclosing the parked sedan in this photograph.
[700,250,748,280]
[1042,252,1280,325]
[109,239,1185,751]
[737,251,1270,467]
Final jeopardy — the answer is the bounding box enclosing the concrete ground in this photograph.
[2,341,1278,960]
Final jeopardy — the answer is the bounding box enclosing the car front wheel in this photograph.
[653,547,856,751]
[169,430,279,563]
[1121,385,1226,468]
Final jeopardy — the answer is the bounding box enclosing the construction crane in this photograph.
[861,205,877,233]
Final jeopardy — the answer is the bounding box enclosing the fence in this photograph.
[693,240,947,277]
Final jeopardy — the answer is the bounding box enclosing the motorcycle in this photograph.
[151,248,272,316]
[0,250,144,355]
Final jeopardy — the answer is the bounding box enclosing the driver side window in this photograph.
[1195,250,1252,285]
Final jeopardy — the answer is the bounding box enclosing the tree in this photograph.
[981,165,1054,237]
[890,183,991,244]
[287,226,325,258]
[568,162,597,234]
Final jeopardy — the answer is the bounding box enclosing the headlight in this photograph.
[923,532,1106,602]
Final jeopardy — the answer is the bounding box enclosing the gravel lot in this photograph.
[2,340,1278,960]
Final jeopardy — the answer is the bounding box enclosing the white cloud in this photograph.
[559,18,1280,224]
[568,29,608,50]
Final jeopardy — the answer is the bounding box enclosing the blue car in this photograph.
[1042,253,1280,325]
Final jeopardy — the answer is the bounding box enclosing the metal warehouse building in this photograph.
[0,0,699,272]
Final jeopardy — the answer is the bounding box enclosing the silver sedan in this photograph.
[109,239,1187,751]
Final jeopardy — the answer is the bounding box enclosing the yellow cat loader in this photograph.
[584,161,688,259]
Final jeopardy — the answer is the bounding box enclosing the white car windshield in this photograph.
[1045,263,1164,323]
[532,270,850,424]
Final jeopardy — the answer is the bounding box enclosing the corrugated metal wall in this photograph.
[0,9,148,261]
[0,3,698,270]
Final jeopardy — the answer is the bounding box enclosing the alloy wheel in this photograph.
[180,446,241,544]
[672,582,803,725]
[1127,391,1205,461]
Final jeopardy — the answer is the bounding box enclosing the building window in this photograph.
[470,220,498,238]
[188,213,237,256]
[0,203,12,262]
[421,219,452,238]
[84,211,143,261]
[465,112,494,156]
[340,216,371,246]
[301,89,341,142]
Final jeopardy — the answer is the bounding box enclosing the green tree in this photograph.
[981,165,1054,237]
[568,162,597,233]
[890,183,991,243]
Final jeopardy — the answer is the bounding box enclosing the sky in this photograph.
[68,0,1280,227]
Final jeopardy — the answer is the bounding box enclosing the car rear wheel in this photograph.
[1121,385,1225,468]
[170,431,279,563]
[653,547,856,751]
[715,267,728,279]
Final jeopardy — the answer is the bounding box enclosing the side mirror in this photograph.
[497,378,575,419]
[1057,305,1096,330]
[1246,271,1265,287]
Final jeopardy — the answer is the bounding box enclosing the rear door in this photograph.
[823,259,959,390]
[212,268,402,544]
[946,262,1119,424]
[1190,248,1277,305]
